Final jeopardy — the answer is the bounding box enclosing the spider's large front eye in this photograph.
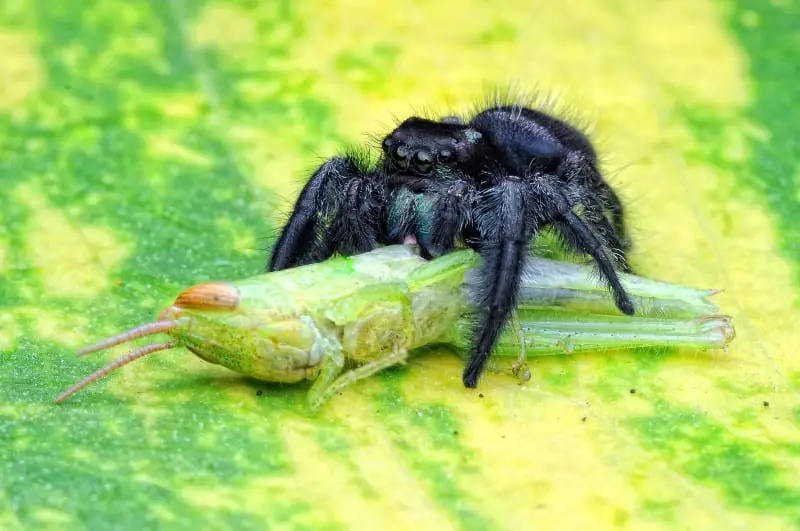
[388,144,410,168]
[412,150,433,173]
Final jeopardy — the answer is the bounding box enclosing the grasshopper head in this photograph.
[55,279,319,404]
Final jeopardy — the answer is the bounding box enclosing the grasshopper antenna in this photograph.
[55,341,179,404]
[77,321,179,357]
[55,320,181,404]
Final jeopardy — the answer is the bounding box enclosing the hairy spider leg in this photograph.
[559,155,634,273]
[576,198,634,273]
[557,150,632,258]
[536,174,635,316]
[463,176,538,388]
[591,176,630,251]
[268,156,387,271]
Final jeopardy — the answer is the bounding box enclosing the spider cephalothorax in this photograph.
[267,100,635,388]
[381,117,485,175]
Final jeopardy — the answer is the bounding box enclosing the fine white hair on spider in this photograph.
[266,93,636,389]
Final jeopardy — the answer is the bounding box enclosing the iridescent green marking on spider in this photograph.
[464,129,483,143]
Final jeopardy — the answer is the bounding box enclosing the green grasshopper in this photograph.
[55,245,734,410]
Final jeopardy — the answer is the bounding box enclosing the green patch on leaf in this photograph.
[629,401,800,526]
[375,381,497,531]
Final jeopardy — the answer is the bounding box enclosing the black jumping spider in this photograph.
[267,100,635,388]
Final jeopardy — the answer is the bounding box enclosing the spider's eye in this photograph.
[439,150,454,163]
[412,150,433,173]
[388,144,410,168]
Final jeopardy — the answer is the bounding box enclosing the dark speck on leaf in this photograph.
[763,401,770,407]
[256,389,263,396]
[582,416,587,422]
[478,393,484,398]
[629,388,636,394]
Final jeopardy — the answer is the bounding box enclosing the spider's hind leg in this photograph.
[592,177,631,253]
[580,198,634,273]
[561,153,634,273]
[268,155,386,272]
[537,173,635,315]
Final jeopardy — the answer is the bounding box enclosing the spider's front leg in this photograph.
[462,175,539,388]
[268,155,386,272]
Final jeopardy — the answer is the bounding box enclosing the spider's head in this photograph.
[382,117,483,176]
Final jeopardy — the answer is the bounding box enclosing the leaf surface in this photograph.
[1,0,799,529]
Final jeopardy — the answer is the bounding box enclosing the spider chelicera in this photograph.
[267,100,635,388]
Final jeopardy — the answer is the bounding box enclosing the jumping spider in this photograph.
[267,101,635,388]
